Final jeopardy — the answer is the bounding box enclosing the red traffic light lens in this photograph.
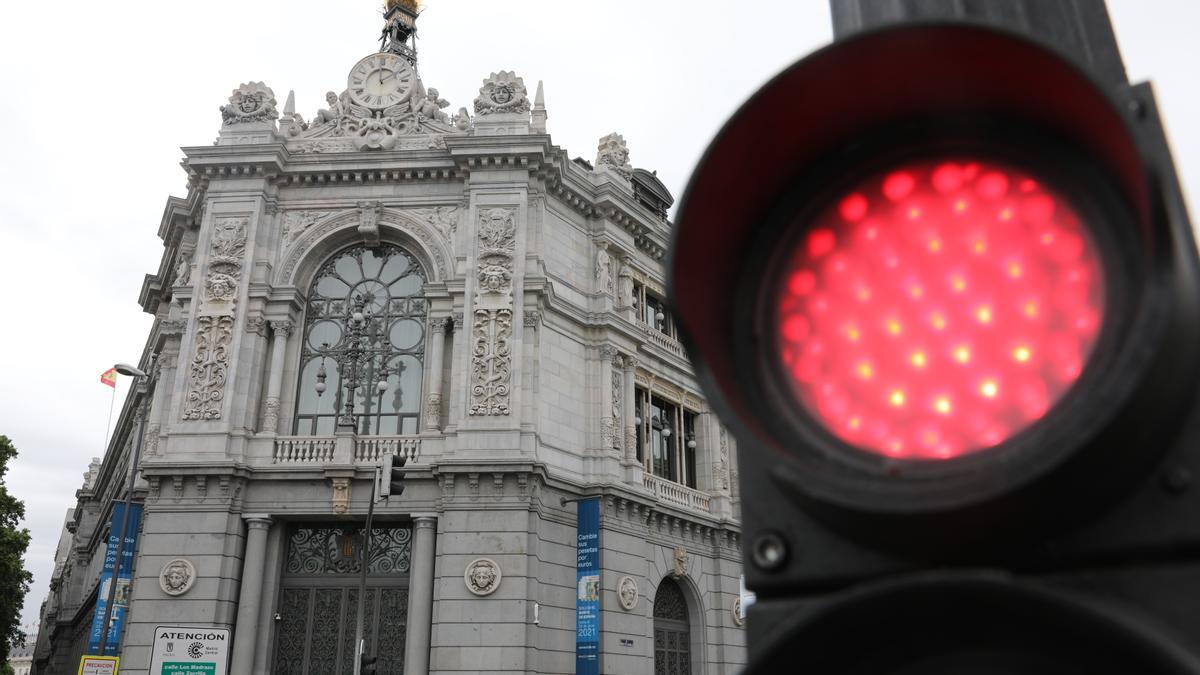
[776,158,1106,460]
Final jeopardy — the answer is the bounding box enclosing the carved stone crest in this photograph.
[596,132,633,180]
[159,558,196,596]
[220,82,279,125]
[464,557,502,596]
[474,71,531,115]
[618,575,639,611]
[672,546,689,578]
[330,478,351,516]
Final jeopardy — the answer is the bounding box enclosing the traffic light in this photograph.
[360,653,378,675]
[669,21,1200,674]
[379,451,406,499]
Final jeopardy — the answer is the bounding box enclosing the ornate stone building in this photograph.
[33,3,744,673]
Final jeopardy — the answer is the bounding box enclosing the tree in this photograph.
[0,436,32,664]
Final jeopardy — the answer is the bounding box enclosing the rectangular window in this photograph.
[636,387,698,488]
[632,282,676,338]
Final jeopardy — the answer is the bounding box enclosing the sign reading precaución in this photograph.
[575,497,601,675]
[78,655,119,675]
[148,626,230,675]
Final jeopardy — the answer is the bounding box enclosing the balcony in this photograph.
[637,321,686,358]
[272,435,421,465]
[643,472,711,512]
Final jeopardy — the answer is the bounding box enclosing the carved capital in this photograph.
[523,310,541,328]
[623,355,639,371]
[244,314,266,336]
[270,320,295,338]
[429,317,450,334]
[599,344,619,361]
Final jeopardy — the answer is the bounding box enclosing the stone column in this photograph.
[404,515,438,675]
[231,515,272,673]
[262,321,294,434]
[424,318,449,432]
[599,345,618,452]
[621,356,643,484]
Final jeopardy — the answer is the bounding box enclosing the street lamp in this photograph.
[97,358,154,655]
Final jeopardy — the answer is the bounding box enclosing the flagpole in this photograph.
[102,383,117,451]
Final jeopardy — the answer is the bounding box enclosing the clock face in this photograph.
[348,53,414,108]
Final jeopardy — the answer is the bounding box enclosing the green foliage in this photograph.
[0,436,32,664]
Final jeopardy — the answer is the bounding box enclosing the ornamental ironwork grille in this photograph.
[274,524,411,674]
[294,244,428,436]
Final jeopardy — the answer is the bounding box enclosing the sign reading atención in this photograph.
[148,626,230,675]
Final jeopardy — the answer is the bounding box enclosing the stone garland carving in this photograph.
[596,132,633,180]
[618,575,639,611]
[474,71,531,115]
[470,208,517,416]
[183,315,234,420]
[220,82,279,126]
[160,558,197,596]
[672,546,689,579]
[465,557,502,596]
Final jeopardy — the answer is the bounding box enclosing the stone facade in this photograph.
[33,11,743,675]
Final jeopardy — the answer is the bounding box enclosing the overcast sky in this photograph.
[1,1,1196,628]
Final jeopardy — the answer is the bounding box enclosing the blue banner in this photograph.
[575,498,601,674]
[88,502,143,655]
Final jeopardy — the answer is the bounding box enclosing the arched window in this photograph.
[294,244,427,435]
[654,578,692,675]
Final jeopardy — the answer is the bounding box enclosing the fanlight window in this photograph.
[294,244,427,435]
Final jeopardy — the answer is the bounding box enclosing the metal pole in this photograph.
[352,468,378,675]
[97,369,153,654]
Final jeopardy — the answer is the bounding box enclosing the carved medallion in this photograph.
[465,557,502,596]
[474,71,531,115]
[732,597,746,626]
[159,558,197,596]
[618,575,639,611]
[220,82,279,125]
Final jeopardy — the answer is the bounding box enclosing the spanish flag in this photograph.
[100,368,118,389]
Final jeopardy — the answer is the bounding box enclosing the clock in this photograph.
[347,53,414,109]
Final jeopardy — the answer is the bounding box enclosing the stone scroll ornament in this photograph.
[474,71,531,115]
[470,208,517,416]
[220,82,279,125]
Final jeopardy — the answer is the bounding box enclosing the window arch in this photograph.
[294,244,428,435]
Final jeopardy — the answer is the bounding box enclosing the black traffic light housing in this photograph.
[669,21,1200,674]
[380,451,406,499]
[360,653,378,674]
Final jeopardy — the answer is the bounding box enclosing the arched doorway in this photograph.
[653,577,692,675]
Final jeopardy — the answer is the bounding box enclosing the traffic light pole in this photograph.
[352,468,378,675]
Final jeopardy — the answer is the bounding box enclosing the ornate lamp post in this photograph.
[314,294,395,434]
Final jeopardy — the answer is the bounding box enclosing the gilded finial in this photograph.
[386,0,420,12]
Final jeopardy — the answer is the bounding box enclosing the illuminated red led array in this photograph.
[775,158,1105,459]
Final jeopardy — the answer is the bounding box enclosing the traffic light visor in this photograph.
[775,156,1106,460]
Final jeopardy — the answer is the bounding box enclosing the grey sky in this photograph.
[1,0,1196,627]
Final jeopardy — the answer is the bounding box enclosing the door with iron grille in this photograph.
[273,524,411,674]
[653,578,692,675]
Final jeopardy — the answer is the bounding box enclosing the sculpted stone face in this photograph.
[471,563,495,589]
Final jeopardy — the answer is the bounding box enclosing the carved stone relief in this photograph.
[474,71,531,115]
[220,82,279,126]
[618,575,639,611]
[159,558,197,596]
[612,370,623,451]
[358,201,381,247]
[204,217,248,307]
[330,478,351,515]
[595,240,614,296]
[596,132,633,180]
[672,546,689,578]
[470,207,517,416]
[183,315,234,420]
[732,597,746,627]
[464,557,502,596]
[716,425,731,493]
[281,210,328,245]
[408,206,460,242]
